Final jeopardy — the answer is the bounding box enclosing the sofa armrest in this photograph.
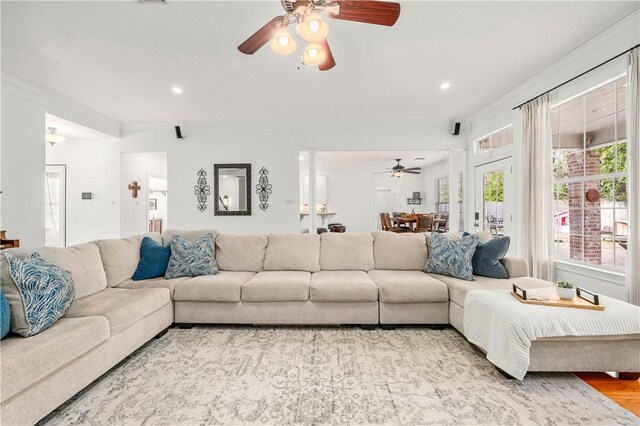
[501,257,529,278]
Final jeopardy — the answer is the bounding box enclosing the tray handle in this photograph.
[577,287,600,305]
[512,284,527,300]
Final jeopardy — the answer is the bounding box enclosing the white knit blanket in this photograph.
[463,288,640,380]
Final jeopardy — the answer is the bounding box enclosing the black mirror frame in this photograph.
[213,163,252,216]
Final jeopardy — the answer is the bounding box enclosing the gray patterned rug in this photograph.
[41,326,637,425]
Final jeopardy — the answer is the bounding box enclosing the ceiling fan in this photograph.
[238,0,401,71]
[375,159,421,178]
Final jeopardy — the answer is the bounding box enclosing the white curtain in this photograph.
[626,47,639,306]
[521,94,553,281]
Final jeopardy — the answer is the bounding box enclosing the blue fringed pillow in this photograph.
[472,236,510,279]
[0,290,10,339]
[423,233,480,281]
[132,237,171,281]
[165,233,219,279]
[4,252,75,337]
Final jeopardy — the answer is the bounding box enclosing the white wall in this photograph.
[120,152,167,237]
[423,159,450,213]
[1,74,120,247]
[45,138,120,245]
[464,10,640,299]
[118,122,461,235]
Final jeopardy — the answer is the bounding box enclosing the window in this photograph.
[457,172,464,231]
[436,176,449,215]
[551,77,627,271]
[476,126,513,153]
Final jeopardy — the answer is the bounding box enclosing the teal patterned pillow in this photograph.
[165,234,219,279]
[423,233,480,281]
[4,252,75,337]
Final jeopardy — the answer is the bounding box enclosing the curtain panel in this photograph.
[521,94,554,280]
[626,47,639,306]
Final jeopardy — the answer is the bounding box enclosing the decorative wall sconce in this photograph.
[221,195,230,210]
[194,168,210,212]
[128,181,141,198]
[256,167,272,211]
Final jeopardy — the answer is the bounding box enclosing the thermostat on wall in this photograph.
[81,192,93,200]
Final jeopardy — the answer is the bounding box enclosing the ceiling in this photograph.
[46,114,116,141]
[3,1,638,125]
[308,150,449,170]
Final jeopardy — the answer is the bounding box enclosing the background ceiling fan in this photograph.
[238,0,401,71]
[375,159,422,178]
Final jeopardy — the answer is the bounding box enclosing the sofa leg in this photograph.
[381,324,397,330]
[429,324,446,330]
[618,372,640,380]
[177,323,193,329]
[360,324,377,330]
[154,328,168,339]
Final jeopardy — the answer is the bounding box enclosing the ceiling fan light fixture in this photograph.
[302,43,326,66]
[46,127,66,145]
[270,28,297,55]
[297,12,329,42]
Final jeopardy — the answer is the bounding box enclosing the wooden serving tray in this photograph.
[511,285,604,311]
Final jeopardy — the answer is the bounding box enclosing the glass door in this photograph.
[474,158,514,240]
[45,165,66,247]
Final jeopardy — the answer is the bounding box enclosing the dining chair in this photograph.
[415,214,433,232]
[384,213,409,233]
[380,213,389,231]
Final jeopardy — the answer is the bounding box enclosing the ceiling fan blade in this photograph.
[404,167,422,171]
[318,39,336,71]
[404,170,421,174]
[238,16,284,55]
[374,171,391,174]
[327,1,401,26]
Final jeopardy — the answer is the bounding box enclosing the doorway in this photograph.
[45,164,66,247]
[374,187,401,230]
[474,157,514,239]
[147,174,168,234]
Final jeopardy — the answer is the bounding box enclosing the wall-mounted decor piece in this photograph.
[214,163,251,216]
[194,168,210,212]
[128,181,141,198]
[256,167,272,211]
[148,198,158,210]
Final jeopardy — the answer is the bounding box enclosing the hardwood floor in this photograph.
[576,372,640,417]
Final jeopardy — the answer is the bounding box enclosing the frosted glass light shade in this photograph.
[296,12,329,42]
[270,28,297,55]
[302,43,326,66]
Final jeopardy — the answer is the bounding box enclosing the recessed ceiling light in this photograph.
[172,87,183,94]
[440,82,451,90]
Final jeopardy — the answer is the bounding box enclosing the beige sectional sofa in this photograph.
[2,228,639,425]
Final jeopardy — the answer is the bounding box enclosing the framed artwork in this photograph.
[148,198,158,210]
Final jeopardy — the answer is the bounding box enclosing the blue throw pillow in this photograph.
[165,233,219,279]
[472,236,510,279]
[423,233,480,281]
[132,237,171,281]
[4,252,75,337]
[0,290,10,339]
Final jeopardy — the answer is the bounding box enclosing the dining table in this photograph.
[392,216,418,232]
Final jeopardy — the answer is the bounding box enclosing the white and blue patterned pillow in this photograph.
[165,233,219,279]
[423,233,480,281]
[5,252,75,337]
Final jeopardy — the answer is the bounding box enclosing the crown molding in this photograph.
[1,73,121,138]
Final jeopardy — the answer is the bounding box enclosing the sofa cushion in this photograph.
[2,253,75,337]
[162,229,220,245]
[368,270,448,303]
[216,234,268,272]
[37,243,107,299]
[165,234,219,279]
[320,233,374,271]
[242,271,310,302]
[424,233,480,281]
[372,231,428,270]
[174,272,256,302]
[64,288,170,335]
[263,234,320,272]
[310,271,378,302]
[428,273,550,307]
[94,233,162,287]
[0,316,109,402]
[116,276,188,299]
[132,237,172,280]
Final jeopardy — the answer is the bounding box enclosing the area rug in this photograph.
[41,326,638,425]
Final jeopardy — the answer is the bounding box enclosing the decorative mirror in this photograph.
[214,164,251,216]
